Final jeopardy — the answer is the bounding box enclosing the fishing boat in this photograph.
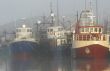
[73,9,110,59]
[9,24,39,59]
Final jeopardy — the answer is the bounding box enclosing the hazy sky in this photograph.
[0,0,109,25]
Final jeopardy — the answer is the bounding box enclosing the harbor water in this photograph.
[0,43,110,71]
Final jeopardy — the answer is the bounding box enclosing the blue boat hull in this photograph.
[9,41,39,59]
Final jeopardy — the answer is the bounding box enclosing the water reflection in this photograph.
[1,45,110,71]
[0,46,10,71]
[73,59,109,71]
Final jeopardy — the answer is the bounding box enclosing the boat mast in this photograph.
[85,0,87,10]
[56,0,59,26]
[75,11,79,34]
[90,0,92,11]
[50,2,54,26]
[96,0,99,24]
[77,11,79,23]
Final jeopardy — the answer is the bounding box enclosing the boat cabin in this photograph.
[47,26,67,46]
[15,25,33,40]
[74,10,108,41]
[47,26,65,39]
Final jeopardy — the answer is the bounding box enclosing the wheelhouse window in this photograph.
[90,28,93,32]
[50,29,53,32]
[99,28,101,32]
[17,29,21,32]
[58,28,63,31]
[27,29,31,32]
[80,28,84,32]
[22,29,26,32]
[85,28,89,32]
[95,28,97,32]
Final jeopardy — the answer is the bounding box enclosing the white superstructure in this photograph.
[14,24,36,42]
[47,26,66,46]
[73,9,110,48]
[47,26,65,38]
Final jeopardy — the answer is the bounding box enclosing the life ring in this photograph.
[85,48,90,54]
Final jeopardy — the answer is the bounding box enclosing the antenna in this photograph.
[50,2,54,26]
[42,14,46,25]
[77,11,79,22]
[85,0,87,10]
[89,0,92,11]
[96,0,98,24]
[57,0,59,25]
[50,2,53,15]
